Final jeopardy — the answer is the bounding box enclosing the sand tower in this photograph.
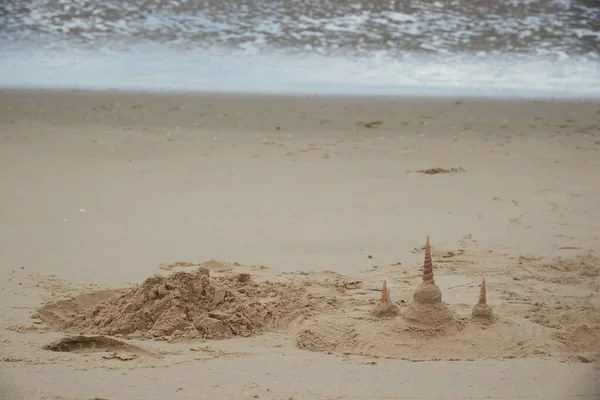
[471,276,494,321]
[402,236,455,331]
[371,280,399,317]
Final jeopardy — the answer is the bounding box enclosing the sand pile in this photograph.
[370,280,399,318]
[39,267,312,340]
[401,237,456,333]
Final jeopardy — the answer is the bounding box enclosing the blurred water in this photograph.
[1,0,599,98]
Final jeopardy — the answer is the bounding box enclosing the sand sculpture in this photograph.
[471,276,494,321]
[401,236,455,331]
[371,279,399,317]
[372,236,496,330]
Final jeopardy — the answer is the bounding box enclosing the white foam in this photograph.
[0,43,598,99]
[384,12,416,23]
[2,0,595,60]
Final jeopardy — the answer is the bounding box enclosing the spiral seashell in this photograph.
[478,276,487,305]
[422,236,435,284]
[380,280,390,303]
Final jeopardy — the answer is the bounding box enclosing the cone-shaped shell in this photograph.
[478,276,487,305]
[472,275,494,321]
[380,280,390,303]
[422,236,435,284]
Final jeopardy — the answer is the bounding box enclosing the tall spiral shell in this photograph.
[423,236,435,284]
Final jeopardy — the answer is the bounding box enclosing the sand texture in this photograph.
[1,90,600,399]
[39,266,320,340]
[29,248,600,363]
[370,280,399,318]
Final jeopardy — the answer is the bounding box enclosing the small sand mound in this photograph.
[371,301,399,318]
[39,267,312,340]
[370,280,399,318]
[471,276,494,322]
[471,303,494,321]
[402,283,455,332]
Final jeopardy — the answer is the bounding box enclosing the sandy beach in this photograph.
[1,89,599,399]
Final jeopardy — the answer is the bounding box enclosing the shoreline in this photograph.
[2,43,599,101]
[5,87,600,102]
[3,83,600,102]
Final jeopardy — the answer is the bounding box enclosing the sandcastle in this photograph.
[401,236,455,331]
[371,280,399,317]
[471,276,494,321]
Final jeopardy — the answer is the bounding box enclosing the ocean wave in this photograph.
[1,44,598,98]
[1,0,598,57]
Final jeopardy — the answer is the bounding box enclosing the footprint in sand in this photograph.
[43,335,158,360]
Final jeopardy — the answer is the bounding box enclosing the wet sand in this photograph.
[1,89,600,399]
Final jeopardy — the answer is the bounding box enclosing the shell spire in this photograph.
[380,280,390,303]
[478,276,487,305]
[422,236,435,284]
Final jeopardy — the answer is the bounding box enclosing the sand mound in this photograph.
[38,267,313,340]
[370,280,399,318]
[371,301,399,318]
[400,238,456,334]
[471,303,494,321]
[471,276,494,322]
[401,283,456,333]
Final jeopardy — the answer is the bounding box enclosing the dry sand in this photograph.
[1,89,600,399]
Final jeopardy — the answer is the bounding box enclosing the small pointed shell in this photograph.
[478,276,487,305]
[380,280,390,303]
